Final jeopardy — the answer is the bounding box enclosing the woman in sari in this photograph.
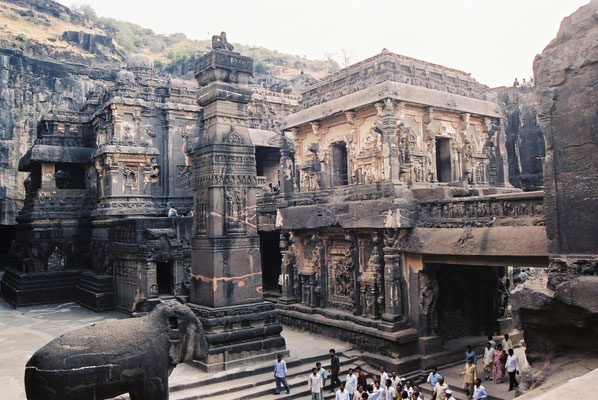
[492,344,506,383]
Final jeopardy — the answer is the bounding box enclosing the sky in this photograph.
[58,0,588,88]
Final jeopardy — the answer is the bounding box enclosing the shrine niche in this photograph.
[224,186,247,234]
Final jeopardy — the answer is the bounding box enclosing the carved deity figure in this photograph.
[364,165,378,184]
[224,187,246,231]
[211,31,234,51]
[418,271,439,336]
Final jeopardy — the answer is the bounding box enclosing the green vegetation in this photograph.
[25,4,339,80]
[15,33,26,41]
[3,12,19,21]
[255,60,269,74]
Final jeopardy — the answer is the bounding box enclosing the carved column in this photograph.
[311,233,325,307]
[189,39,287,371]
[278,132,294,204]
[381,229,404,330]
[278,232,296,304]
[344,233,360,316]
[374,99,400,182]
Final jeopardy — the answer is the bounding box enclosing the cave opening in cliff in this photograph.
[260,230,282,297]
[435,138,452,182]
[426,263,501,339]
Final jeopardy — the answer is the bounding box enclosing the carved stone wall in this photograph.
[291,101,500,190]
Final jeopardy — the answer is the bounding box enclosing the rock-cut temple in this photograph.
[1,38,552,371]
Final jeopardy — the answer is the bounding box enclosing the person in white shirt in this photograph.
[502,333,513,352]
[390,371,402,389]
[404,380,414,397]
[505,349,520,391]
[346,368,358,400]
[308,367,323,400]
[379,367,389,389]
[445,389,455,400]
[384,379,396,400]
[336,382,350,400]
[472,378,488,400]
[483,342,493,381]
[373,381,384,394]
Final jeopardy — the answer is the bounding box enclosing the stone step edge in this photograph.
[176,362,366,400]
[170,354,358,394]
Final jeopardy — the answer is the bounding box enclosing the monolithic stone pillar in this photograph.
[189,35,286,371]
[380,228,406,330]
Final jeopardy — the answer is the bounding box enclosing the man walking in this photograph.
[317,361,327,399]
[432,376,449,400]
[505,349,520,391]
[472,378,488,400]
[356,366,367,390]
[384,379,396,400]
[308,367,323,400]
[336,382,350,400]
[329,348,341,392]
[483,342,493,381]
[426,366,440,391]
[460,357,477,399]
[274,354,290,395]
[502,333,513,352]
[346,368,358,400]
[379,367,389,389]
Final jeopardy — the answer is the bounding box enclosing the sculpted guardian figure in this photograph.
[25,300,207,400]
[211,31,234,51]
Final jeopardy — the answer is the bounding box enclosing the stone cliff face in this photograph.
[0,48,115,225]
[512,0,598,383]
[487,87,544,191]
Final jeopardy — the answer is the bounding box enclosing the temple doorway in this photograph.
[435,138,452,182]
[156,262,173,295]
[332,142,348,186]
[425,263,498,338]
[259,231,282,297]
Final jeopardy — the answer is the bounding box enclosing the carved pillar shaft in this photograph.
[344,233,360,316]
[381,229,404,327]
[278,232,296,304]
[278,132,294,202]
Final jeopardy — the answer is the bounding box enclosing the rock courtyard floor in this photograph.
[0,299,525,400]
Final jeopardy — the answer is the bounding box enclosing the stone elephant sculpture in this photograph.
[25,300,207,400]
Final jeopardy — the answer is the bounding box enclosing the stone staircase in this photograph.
[169,349,360,400]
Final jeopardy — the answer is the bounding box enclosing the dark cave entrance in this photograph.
[435,137,452,183]
[260,231,282,296]
[156,262,174,295]
[426,263,500,338]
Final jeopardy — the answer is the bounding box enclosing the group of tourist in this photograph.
[459,334,520,399]
[512,77,534,90]
[275,334,520,399]
[479,334,520,392]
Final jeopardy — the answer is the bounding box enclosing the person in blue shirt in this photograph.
[274,354,290,394]
[317,361,327,398]
[426,366,441,391]
[465,345,477,365]
[472,378,488,400]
